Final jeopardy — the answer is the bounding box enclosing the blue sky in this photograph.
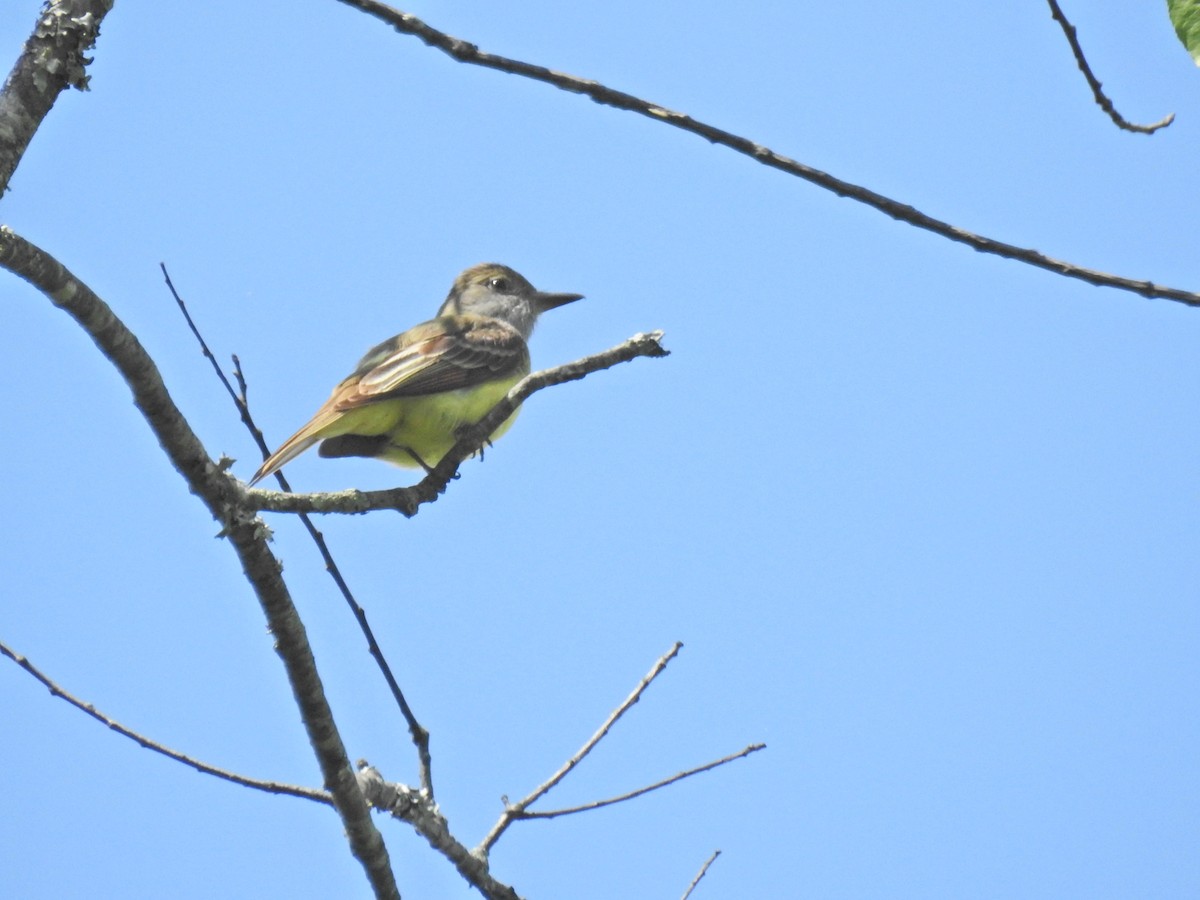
[2,2,1198,897]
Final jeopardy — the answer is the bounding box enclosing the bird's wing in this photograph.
[248,316,528,485]
[343,315,529,403]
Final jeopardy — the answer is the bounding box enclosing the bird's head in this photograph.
[438,263,583,338]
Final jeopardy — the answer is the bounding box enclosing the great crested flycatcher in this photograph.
[249,263,582,485]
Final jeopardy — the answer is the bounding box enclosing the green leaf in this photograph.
[1169,0,1200,64]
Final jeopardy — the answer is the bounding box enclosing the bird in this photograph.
[248,263,583,486]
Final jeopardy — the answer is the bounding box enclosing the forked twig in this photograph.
[478,641,683,852]
[475,642,764,855]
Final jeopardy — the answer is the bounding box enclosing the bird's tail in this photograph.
[248,431,322,486]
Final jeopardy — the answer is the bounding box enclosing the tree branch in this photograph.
[162,265,435,800]
[246,331,670,516]
[0,228,400,900]
[1045,0,1174,135]
[0,0,113,195]
[1,639,330,804]
[358,765,521,900]
[511,743,765,821]
[681,850,722,900]
[335,0,1200,308]
[477,642,683,854]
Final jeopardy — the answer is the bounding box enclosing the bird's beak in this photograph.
[533,291,584,312]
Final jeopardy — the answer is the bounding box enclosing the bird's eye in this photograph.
[488,276,510,291]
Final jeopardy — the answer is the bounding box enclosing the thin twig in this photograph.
[477,641,683,854]
[334,0,1200,308]
[160,265,270,451]
[1045,0,1174,134]
[513,744,765,821]
[681,850,722,900]
[0,639,330,804]
[246,330,670,517]
[161,265,435,797]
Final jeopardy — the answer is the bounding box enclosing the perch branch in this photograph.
[247,331,670,516]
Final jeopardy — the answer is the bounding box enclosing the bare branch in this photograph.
[0,228,400,900]
[681,850,722,900]
[478,642,683,854]
[1,639,330,804]
[1045,0,1174,134]
[513,744,766,821]
[246,330,670,516]
[162,265,435,798]
[0,0,112,195]
[334,0,1200,308]
[358,765,521,900]
[161,264,270,452]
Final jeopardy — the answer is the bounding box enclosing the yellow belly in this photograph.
[321,376,523,468]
